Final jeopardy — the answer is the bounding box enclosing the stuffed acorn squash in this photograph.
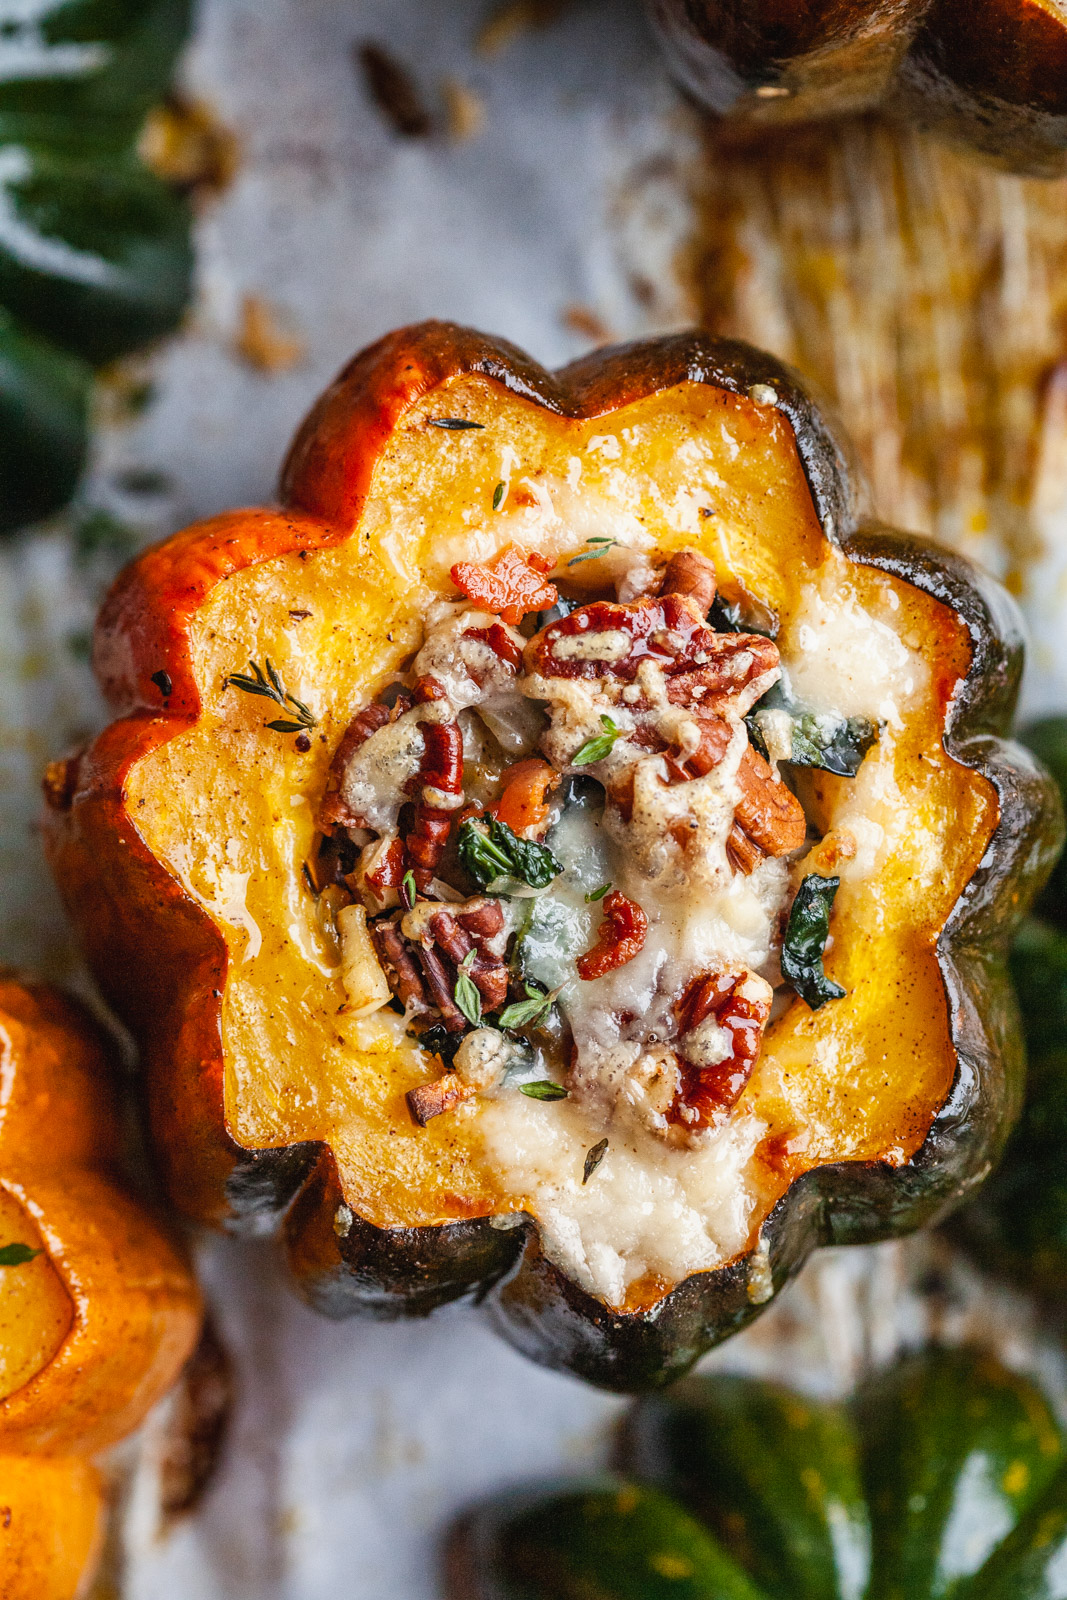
[0,974,201,1600]
[647,0,1067,177]
[42,321,1059,1390]
[452,1346,1067,1599]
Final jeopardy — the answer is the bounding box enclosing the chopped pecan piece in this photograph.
[660,549,716,615]
[526,594,777,714]
[406,675,464,891]
[577,890,648,980]
[318,691,412,831]
[672,967,773,1129]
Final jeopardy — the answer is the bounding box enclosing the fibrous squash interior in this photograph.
[128,376,995,1309]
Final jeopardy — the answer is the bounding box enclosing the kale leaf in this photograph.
[781,874,847,1010]
[458,816,562,891]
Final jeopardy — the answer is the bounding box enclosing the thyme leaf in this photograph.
[492,481,506,510]
[458,816,562,891]
[226,658,317,734]
[0,1243,41,1266]
[585,883,611,903]
[573,715,625,767]
[427,416,485,430]
[454,949,482,1027]
[568,535,619,566]
[781,874,847,1010]
[520,1080,569,1101]
[582,1138,608,1183]
[498,983,560,1032]
[401,870,417,911]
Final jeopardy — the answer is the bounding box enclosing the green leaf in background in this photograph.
[0,0,195,535]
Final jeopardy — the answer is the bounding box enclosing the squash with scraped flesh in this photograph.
[647,0,1067,177]
[0,974,202,1600]
[42,321,1060,1391]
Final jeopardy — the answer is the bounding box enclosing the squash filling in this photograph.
[308,542,926,1304]
[126,377,996,1309]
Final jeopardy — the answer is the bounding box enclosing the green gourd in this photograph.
[452,1348,1067,1599]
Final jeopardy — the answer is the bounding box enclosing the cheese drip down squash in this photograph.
[42,322,1061,1391]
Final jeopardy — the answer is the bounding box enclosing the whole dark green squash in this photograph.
[960,715,1067,1291]
[452,1347,1067,1599]
[0,0,194,535]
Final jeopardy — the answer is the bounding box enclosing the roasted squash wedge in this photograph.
[451,1346,1067,1599]
[0,974,201,1600]
[0,0,194,533]
[42,321,1059,1390]
[959,715,1067,1292]
[647,0,1067,177]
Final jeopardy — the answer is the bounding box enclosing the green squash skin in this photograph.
[624,1375,869,1600]
[1018,721,1067,931]
[449,1480,769,1600]
[956,719,1067,1292]
[966,1468,1067,1600]
[451,1351,1067,1600]
[855,1349,1064,1600]
[0,0,193,533]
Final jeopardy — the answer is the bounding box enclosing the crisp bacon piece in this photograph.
[672,968,772,1129]
[318,691,412,830]
[406,675,463,892]
[492,758,560,838]
[451,545,558,626]
[577,890,648,980]
[660,549,716,615]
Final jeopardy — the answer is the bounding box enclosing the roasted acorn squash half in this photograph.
[42,321,1059,1391]
[646,0,1067,177]
[0,973,201,1600]
[452,1345,1067,1599]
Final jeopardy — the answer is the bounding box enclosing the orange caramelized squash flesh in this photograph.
[0,976,201,1599]
[43,323,1059,1390]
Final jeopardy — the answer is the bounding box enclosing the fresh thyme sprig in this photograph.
[582,1138,608,1183]
[573,715,625,766]
[520,1080,569,1101]
[498,983,561,1032]
[454,950,482,1027]
[567,535,619,566]
[226,657,317,734]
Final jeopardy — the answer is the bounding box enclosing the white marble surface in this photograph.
[2,2,1066,1596]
